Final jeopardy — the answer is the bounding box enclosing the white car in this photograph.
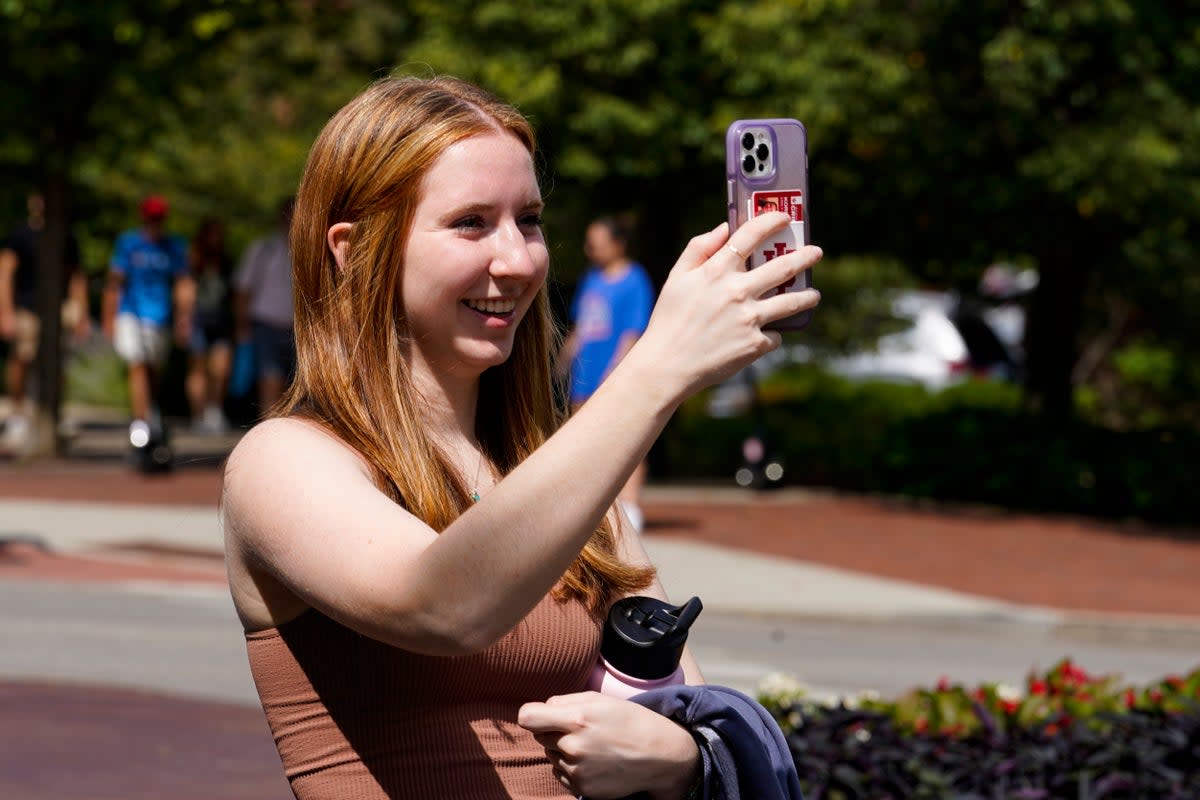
[824,291,969,391]
[705,288,1026,417]
[823,289,1025,391]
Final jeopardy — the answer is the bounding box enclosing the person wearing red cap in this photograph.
[140,194,170,220]
[102,194,194,455]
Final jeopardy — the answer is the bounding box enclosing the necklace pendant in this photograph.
[470,490,481,502]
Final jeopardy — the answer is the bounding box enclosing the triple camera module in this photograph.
[740,129,772,176]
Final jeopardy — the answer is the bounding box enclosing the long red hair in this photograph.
[281,75,652,612]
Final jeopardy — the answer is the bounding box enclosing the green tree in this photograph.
[396,0,733,288]
[402,0,1200,424]
[77,2,415,255]
[9,0,1194,452]
[705,0,1200,423]
[0,0,291,454]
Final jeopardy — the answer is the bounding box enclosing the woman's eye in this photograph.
[452,215,485,230]
[519,212,544,228]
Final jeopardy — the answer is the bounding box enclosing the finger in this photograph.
[545,692,596,706]
[756,288,822,327]
[674,221,730,271]
[743,245,822,298]
[517,701,582,733]
[549,741,582,766]
[725,211,793,265]
[532,735,583,766]
[552,765,575,792]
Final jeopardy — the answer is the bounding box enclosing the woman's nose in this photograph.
[491,222,540,278]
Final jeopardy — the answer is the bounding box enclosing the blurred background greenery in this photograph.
[2,1,1197,525]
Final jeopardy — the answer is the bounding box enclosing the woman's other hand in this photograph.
[628,212,821,402]
[519,691,700,799]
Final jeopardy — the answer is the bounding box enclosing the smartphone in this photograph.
[725,118,813,330]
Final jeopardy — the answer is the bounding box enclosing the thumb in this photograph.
[517,701,581,733]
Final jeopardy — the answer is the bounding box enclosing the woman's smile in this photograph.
[463,296,518,322]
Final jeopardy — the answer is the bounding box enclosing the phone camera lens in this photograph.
[741,132,755,151]
[756,143,770,161]
[742,155,756,173]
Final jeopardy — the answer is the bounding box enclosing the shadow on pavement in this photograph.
[0,681,291,800]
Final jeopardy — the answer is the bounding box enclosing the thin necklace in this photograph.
[470,447,484,503]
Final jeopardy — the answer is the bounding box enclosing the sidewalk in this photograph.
[3,454,1199,800]
[2,457,1199,637]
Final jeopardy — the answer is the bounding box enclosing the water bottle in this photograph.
[587,595,703,699]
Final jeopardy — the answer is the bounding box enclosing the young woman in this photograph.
[221,75,821,799]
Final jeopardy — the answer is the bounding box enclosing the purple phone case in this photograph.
[725,118,813,331]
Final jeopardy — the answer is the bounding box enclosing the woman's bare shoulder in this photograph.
[222,417,369,518]
[227,417,355,469]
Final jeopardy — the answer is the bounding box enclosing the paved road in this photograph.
[4,575,1198,800]
[3,427,1199,798]
[7,578,1196,705]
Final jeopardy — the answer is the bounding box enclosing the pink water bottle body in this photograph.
[587,658,686,700]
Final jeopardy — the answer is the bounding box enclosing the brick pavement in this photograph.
[3,458,1199,798]
[645,492,1200,620]
[0,681,291,800]
[2,459,1198,618]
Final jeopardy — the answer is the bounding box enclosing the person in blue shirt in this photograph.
[102,194,194,447]
[560,215,655,532]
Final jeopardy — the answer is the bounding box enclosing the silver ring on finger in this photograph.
[726,243,746,260]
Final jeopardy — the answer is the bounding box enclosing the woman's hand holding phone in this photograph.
[624,211,821,406]
[726,117,813,330]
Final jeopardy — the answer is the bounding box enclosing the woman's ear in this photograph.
[327,222,353,271]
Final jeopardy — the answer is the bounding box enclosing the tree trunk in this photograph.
[1023,236,1089,422]
[30,173,71,458]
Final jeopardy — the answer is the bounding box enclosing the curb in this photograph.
[8,536,1200,649]
[68,540,1200,646]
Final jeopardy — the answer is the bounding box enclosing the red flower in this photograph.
[1002,699,1019,715]
[1030,679,1048,696]
[1124,689,1137,708]
[914,717,929,734]
[1150,688,1164,704]
[937,676,952,692]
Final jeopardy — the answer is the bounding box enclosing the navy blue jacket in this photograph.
[618,684,804,800]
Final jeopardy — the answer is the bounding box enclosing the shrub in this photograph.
[758,662,1200,799]
[662,367,1199,527]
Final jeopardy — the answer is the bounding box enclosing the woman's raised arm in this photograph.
[223,211,821,656]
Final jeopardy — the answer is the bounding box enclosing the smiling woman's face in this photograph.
[401,131,549,380]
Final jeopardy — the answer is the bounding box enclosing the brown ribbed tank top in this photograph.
[245,594,601,799]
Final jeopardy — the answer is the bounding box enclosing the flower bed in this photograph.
[759,661,1200,798]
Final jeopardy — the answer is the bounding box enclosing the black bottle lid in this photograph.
[600,595,704,680]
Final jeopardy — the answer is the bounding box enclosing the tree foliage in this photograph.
[691,1,1200,422]
[0,0,294,451]
[2,0,1197,436]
